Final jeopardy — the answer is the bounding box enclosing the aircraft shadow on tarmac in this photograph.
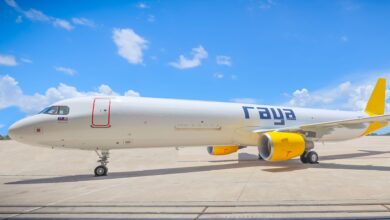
[5,149,390,185]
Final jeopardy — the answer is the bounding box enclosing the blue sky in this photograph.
[1,0,390,135]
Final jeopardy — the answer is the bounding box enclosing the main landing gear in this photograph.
[94,150,109,176]
[300,151,319,164]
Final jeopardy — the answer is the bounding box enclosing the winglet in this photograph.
[365,78,386,116]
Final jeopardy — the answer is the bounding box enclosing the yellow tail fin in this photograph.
[365,78,386,116]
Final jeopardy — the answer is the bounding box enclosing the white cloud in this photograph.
[15,15,22,23]
[286,76,390,112]
[96,84,117,96]
[0,124,4,129]
[213,73,224,79]
[72,17,95,27]
[231,75,238,80]
[288,88,333,107]
[53,19,73,30]
[341,35,349,42]
[112,28,148,64]
[0,54,17,66]
[0,75,140,114]
[338,81,351,91]
[259,0,275,10]
[24,8,50,21]
[230,98,257,104]
[0,75,24,110]
[340,0,360,11]
[147,15,155,23]
[5,0,74,31]
[20,58,32,63]
[55,66,77,76]
[137,3,149,9]
[216,55,232,66]
[170,46,208,69]
[124,90,140,97]
[5,0,18,8]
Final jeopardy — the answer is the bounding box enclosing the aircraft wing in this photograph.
[291,114,390,130]
[250,78,390,138]
[251,114,390,137]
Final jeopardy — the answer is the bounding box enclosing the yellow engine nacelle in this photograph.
[207,145,240,155]
[258,132,306,161]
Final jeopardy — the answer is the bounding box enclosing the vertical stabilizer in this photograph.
[365,78,386,116]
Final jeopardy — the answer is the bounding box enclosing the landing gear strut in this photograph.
[300,151,319,164]
[94,150,109,176]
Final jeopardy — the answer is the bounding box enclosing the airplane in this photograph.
[8,78,390,177]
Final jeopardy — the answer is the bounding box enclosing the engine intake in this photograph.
[259,132,308,161]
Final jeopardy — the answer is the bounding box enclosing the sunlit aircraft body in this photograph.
[8,78,390,176]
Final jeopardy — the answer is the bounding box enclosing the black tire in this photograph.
[300,153,308,164]
[94,165,108,176]
[307,151,319,164]
[258,154,264,160]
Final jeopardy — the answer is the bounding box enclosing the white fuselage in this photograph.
[8,96,367,150]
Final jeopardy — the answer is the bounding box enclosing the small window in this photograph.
[39,106,69,115]
[58,106,69,115]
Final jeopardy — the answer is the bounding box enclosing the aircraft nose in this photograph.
[8,117,39,142]
[8,120,25,141]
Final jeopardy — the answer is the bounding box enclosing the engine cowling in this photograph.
[258,132,306,161]
[207,145,240,155]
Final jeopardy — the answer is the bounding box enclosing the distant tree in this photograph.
[367,133,378,136]
[0,135,10,140]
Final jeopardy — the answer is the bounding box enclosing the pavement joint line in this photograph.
[236,163,257,202]
[1,203,390,207]
[382,204,390,211]
[44,180,129,207]
[1,205,45,220]
[0,204,374,207]
[1,178,131,220]
[1,210,390,215]
[193,206,207,220]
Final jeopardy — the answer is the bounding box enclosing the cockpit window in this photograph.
[39,106,69,115]
[58,106,69,115]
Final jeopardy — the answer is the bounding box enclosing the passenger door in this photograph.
[91,98,111,128]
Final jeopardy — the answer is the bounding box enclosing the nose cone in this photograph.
[8,120,26,141]
[8,116,41,143]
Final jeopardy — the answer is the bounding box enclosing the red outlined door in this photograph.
[91,98,111,128]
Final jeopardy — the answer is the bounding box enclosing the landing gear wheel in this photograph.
[94,165,108,176]
[258,154,264,160]
[300,153,308,164]
[307,151,319,164]
[94,150,109,176]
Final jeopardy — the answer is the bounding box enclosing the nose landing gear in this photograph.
[94,150,109,176]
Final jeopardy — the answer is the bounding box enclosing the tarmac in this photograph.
[1,137,390,219]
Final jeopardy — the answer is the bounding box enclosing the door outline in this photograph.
[91,98,111,128]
